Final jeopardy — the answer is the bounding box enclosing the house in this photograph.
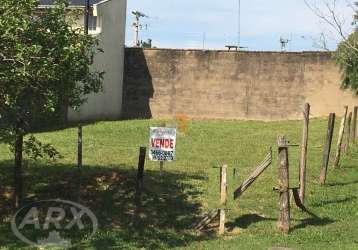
[38,0,127,122]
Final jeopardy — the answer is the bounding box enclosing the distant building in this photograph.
[38,0,127,122]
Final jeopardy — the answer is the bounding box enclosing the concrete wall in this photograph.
[68,0,127,122]
[123,48,358,120]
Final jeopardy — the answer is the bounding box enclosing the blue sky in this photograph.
[125,0,355,51]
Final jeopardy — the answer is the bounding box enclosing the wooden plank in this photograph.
[352,106,358,144]
[319,113,335,185]
[333,106,348,168]
[194,209,219,231]
[277,136,290,234]
[344,112,352,153]
[299,103,310,204]
[234,150,272,199]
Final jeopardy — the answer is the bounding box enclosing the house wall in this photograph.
[123,48,358,120]
[68,0,127,122]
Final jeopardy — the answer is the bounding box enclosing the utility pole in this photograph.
[238,0,241,47]
[84,0,90,34]
[202,32,206,50]
[132,11,148,47]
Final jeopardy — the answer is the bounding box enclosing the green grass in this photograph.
[0,118,357,249]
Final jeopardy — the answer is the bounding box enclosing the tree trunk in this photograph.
[14,132,23,210]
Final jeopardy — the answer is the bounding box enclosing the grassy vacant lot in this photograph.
[0,118,357,249]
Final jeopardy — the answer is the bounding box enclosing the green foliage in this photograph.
[0,0,103,145]
[17,135,63,160]
[9,134,63,160]
[335,2,358,94]
[335,32,358,94]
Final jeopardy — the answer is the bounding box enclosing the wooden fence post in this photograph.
[77,125,83,202]
[299,103,310,204]
[218,209,226,235]
[134,147,146,224]
[14,133,23,209]
[136,147,146,191]
[320,113,335,185]
[159,122,166,176]
[352,106,358,144]
[334,106,348,168]
[160,161,164,176]
[218,165,227,235]
[344,112,352,153]
[277,136,290,234]
[78,125,82,169]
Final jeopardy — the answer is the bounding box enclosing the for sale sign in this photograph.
[149,127,177,161]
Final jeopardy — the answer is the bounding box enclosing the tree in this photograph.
[0,0,103,208]
[336,4,358,94]
[304,0,358,94]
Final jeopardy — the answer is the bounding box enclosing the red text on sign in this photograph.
[151,138,174,149]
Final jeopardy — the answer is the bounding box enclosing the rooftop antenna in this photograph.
[280,36,291,51]
[132,11,148,47]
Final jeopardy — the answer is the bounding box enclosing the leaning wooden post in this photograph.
[333,106,348,168]
[234,150,272,199]
[320,113,336,185]
[277,136,290,234]
[218,164,227,235]
[344,112,352,153]
[134,147,146,224]
[299,103,310,204]
[352,106,358,144]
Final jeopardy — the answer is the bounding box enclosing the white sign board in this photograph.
[149,127,177,161]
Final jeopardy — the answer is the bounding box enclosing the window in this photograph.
[88,15,97,31]
[88,15,101,34]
